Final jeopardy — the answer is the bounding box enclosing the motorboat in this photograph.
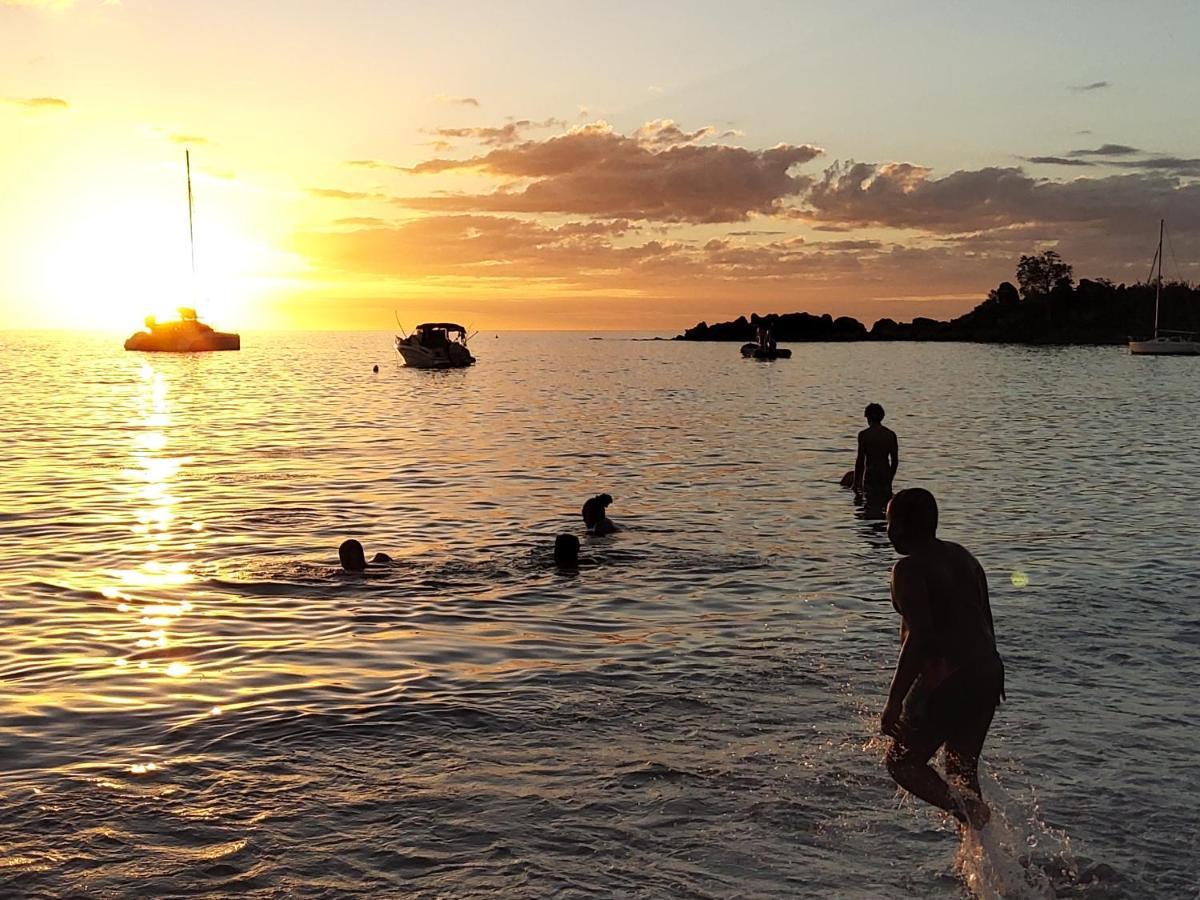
[124,308,240,352]
[395,322,476,368]
[1129,220,1199,355]
[123,150,240,353]
[740,342,792,360]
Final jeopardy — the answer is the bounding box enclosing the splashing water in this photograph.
[957,769,1075,899]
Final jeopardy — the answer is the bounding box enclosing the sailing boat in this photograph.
[124,150,240,352]
[1128,220,1198,356]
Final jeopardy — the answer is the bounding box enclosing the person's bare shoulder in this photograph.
[939,540,978,565]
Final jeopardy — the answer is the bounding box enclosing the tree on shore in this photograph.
[1016,250,1073,299]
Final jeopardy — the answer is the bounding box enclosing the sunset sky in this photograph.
[3,0,1200,331]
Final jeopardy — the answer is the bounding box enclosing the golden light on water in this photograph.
[1011,570,1030,588]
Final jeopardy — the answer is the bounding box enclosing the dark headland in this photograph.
[677,251,1200,345]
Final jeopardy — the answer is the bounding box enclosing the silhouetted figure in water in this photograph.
[554,533,580,568]
[854,403,898,511]
[338,539,392,572]
[582,494,618,535]
[881,489,1004,830]
[839,469,856,488]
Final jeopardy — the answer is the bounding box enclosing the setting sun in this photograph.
[30,165,283,332]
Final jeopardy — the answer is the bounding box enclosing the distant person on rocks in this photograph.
[554,533,580,568]
[881,488,1004,830]
[338,539,392,573]
[581,493,618,535]
[854,403,899,509]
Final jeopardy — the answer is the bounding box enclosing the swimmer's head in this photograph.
[339,539,368,572]
[865,403,885,424]
[581,493,613,529]
[887,488,938,553]
[554,533,580,568]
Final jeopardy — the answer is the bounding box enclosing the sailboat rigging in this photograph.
[1128,220,1199,356]
[123,150,241,352]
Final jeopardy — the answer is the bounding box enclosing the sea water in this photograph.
[0,331,1196,897]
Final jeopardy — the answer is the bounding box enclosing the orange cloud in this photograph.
[423,117,567,147]
[307,187,381,200]
[399,122,823,223]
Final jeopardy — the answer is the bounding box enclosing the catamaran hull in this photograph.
[124,332,240,352]
[1129,339,1200,356]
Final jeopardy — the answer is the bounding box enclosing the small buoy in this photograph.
[372,364,379,373]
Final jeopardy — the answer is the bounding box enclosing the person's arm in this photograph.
[889,432,899,479]
[977,563,994,638]
[881,558,934,735]
[853,433,866,492]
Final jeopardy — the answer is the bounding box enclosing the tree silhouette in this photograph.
[1016,251,1073,299]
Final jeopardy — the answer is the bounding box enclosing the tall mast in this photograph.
[186,149,197,283]
[1154,218,1163,337]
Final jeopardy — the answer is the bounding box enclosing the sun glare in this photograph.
[34,186,274,332]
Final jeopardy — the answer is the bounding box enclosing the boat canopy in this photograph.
[415,322,467,333]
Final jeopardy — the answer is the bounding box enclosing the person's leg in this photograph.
[887,679,991,827]
[945,681,999,792]
[886,737,962,820]
[944,708,994,797]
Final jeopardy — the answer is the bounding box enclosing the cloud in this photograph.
[169,133,209,146]
[1069,143,1140,157]
[307,187,379,200]
[1022,156,1095,167]
[802,159,1200,236]
[632,119,714,146]
[1071,81,1110,91]
[292,214,977,300]
[434,95,480,107]
[1112,156,1200,176]
[293,215,647,282]
[333,216,389,226]
[346,158,406,172]
[398,121,824,223]
[5,95,68,110]
[423,117,566,147]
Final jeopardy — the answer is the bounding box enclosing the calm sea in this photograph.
[0,331,1196,898]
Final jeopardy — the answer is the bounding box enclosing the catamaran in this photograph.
[1129,220,1198,356]
[124,150,240,352]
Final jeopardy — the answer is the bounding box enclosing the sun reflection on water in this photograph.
[102,362,210,694]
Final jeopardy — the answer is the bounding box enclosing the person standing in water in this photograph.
[854,403,898,509]
[881,488,1004,829]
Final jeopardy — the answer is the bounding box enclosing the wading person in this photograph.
[854,403,898,510]
[881,488,1004,829]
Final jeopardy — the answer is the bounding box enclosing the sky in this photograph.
[3,0,1200,331]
